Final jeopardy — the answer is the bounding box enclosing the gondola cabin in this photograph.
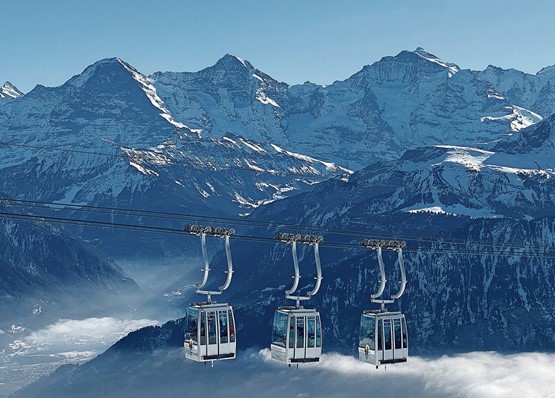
[184,302,236,362]
[359,310,408,367]
[271,307,322,364]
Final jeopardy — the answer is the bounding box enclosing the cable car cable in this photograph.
[1,197,554,254]
[1,210,554,260]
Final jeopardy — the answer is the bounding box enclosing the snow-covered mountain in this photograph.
[0,81,23,101]
[0,57,348,258]
[151,54,289,144]
[153,48,548,169]
[478,64,555,118]
[3,49,555,397]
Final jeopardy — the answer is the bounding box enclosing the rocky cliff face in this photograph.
[0,211,139,326]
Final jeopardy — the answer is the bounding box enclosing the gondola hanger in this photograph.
[184,224,235,303]
[270,232,325,365]
[275,232,324,308]
[361,239,406,311]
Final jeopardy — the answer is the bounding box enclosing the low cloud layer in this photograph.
[307,350,555,398]
[69,348,554,398]
[9,326,555,398]
[171,349,555,398]
[21,317,157,355]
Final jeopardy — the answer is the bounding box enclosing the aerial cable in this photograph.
[1,197,553,253]
[0,209,553,259]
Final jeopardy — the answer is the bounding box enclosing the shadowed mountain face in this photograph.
[0,212,139,327]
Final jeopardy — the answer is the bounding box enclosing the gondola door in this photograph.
[218,310,229,356]
[206,311,218,358]
[216,308,236,358]
[381,318,394,362]
[198,310,207,358]
[293,315,306,361]
[305,315,318,359]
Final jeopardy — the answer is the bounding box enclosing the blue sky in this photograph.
[3,0,555,92]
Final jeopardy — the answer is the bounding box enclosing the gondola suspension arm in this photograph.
[285,240,301,296]
[219,234,234,292]
[390,243,407,300]
[306,242,322,297]
[361,239,407,311]
[185,224,235,302]
[197,231,210,291]
[371,246,387,299]
[276,233,324,307]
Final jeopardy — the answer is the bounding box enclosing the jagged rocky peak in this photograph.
[353,47,458,84]
[0,81,23,98]
[65,57,143,89]
[214,53,255,71]
[204,53,283,88]
[192,53,258,82]
[537,64,555,78]
[413,47,460,74]
[484,64,518,74]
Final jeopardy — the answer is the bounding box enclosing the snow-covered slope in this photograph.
[478,64,555,118]
[367,145,555,219]
[489,112,555,169]
[252,143,555,221]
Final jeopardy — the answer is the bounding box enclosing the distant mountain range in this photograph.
[4,47,555,169]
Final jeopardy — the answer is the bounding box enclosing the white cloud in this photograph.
[245,349,555,398]
[7,342,555,398]
[20,317,157,356]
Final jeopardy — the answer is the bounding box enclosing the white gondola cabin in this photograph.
[184,302,236,362]
[271,307,322,364]
[358,310,407,366]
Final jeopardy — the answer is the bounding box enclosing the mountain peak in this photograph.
[353,47,458,84]
[66,57,137,88]
[1,81,23,99]
[414,47,435,57]
[412,47,460,74]
[214,53,254,70]
[537,64,555,76]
